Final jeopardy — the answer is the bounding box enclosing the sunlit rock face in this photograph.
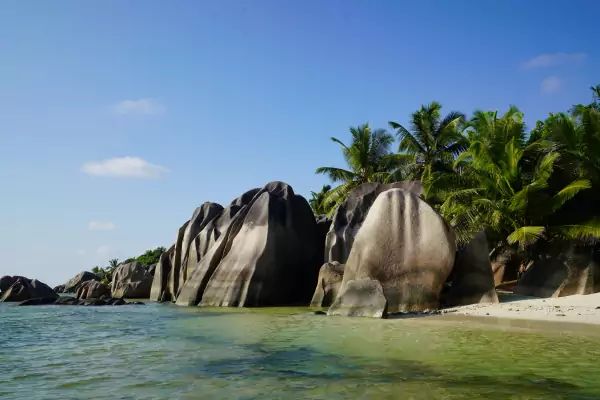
[514,244,600,297]
[310,261,345,308]
[442,231,499,307]
[153,181,323,307]
[328,189,456,317]
[111,261,153,299]
[76,280,110,300]
[324,182,422,265]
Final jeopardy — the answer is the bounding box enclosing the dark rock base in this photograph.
[18,297,145,306]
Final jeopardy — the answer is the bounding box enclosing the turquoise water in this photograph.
[2,303,600,399]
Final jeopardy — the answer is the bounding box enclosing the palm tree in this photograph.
[438,107,592,249]
[315,124,400,212]
[108,258,119,270]
[309,184,332,216]
[389,102,466,196]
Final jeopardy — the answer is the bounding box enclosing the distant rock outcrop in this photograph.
[76,280,111,300]
[442,231,499,307]
[0,277,58,302]
[324,182,422,265]
[58,271,99,293]
[327,189,456,317]
[111,261,153,299]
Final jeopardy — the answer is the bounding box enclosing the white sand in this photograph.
[443,292,600,325]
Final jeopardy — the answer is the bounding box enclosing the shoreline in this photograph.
[441,292,600,326]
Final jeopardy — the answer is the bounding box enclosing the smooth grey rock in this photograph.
[111,261,153,299]
[60,271,99,293]
[150,246,175,301]
[310,261,344,307]
[325,182,422,264]
[442,231,499,307]
[327,278,387,318]
[76,280,110,300]
[334,189,456,314]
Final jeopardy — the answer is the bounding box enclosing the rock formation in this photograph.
[0,277,58,302]
[151,181,323,307]
[327,278,387,318]
[111,261,153,298]
[327,189,456,317]
[178,181,323,307]
[325,181,422,264]
[310,261,345,307]
[442,231,499,306]
[76,280,111,300]
[514,244,600,297]
[58,271,99,293]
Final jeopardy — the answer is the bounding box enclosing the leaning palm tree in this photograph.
[315,124,400,212]
[389,102,466,196]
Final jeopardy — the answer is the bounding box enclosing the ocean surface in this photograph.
[2,302,600,399]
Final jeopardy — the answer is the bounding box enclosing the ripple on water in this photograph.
[1,303,600,399]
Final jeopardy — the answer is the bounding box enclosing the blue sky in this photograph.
[1,0,599,285]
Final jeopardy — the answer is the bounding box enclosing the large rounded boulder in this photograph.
[325,181,422,264]
[328,189,456,317]
[111,261,153,299]
[0,277,58,302]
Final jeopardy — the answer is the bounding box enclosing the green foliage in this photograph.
[136,247,166,266]
[314,84,600,254]
[315,124,402,213]
[309,185,333,216]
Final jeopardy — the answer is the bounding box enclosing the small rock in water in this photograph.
[556,313,566,317]
[313,310,326,315]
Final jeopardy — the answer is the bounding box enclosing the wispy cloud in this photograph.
[112,98,165,115]
[88,220,116,231]
[541,76,562,94]
[81,156,168,179]
[522,52,587,69]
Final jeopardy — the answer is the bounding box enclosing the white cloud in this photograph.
[541,76,562,94]
[113,98,165,115]
[96,245,111,256]
[81,156,168,179]
[88,220,116,231]
[522,52,586,69]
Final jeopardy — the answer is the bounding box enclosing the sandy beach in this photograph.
[444,292,600,325]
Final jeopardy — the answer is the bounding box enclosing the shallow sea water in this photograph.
[1,302,600,399]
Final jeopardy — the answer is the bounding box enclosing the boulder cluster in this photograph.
[6,180,594,317]
[151,181,324,307]
[312,183,498,318]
